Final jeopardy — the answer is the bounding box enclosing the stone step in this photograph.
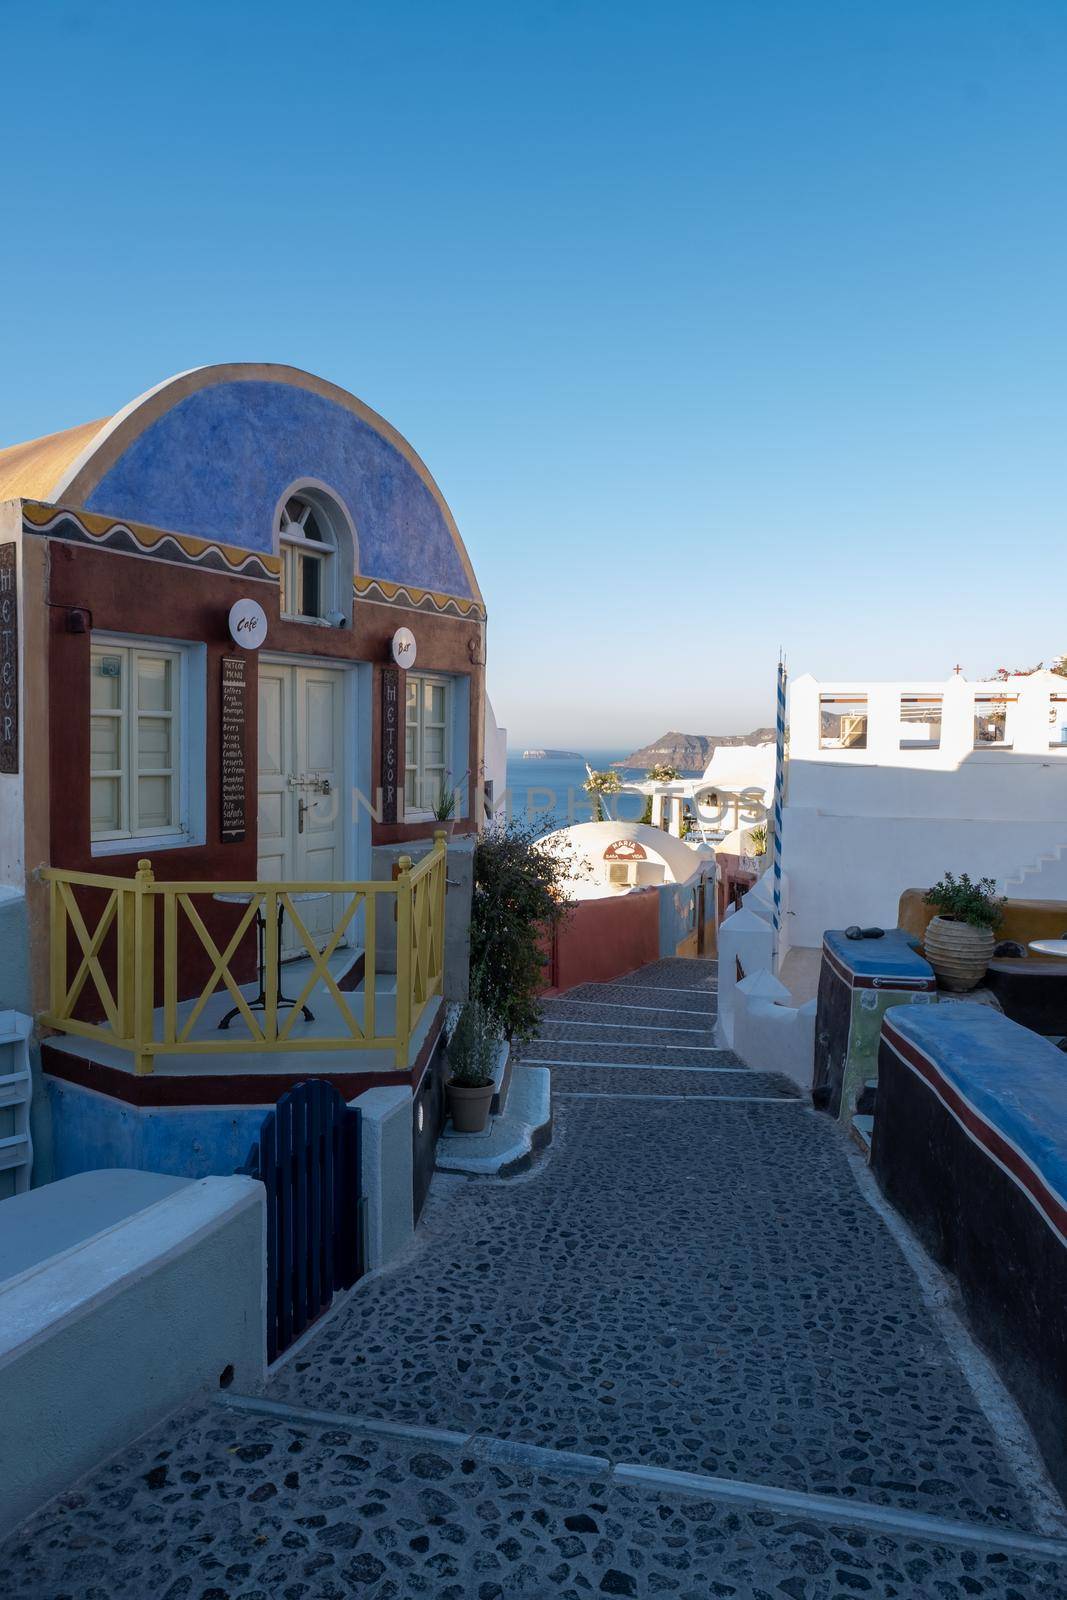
[436,1065,551,1177]
[852,1113,875,1157]
[856,1078,878,1116]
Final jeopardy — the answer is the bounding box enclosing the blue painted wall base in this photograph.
[46,1077,270,1181]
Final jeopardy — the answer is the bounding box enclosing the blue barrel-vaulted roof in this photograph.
[0,364,481,603]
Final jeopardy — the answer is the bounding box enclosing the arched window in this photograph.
[278,494,337,621]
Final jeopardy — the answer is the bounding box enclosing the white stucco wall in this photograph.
[483,694,508,820]
[741,864,792,964]
[716,879,815,1087]
[716,906,775,1046]
[540,820,714,900]
[782,673,1067,949]
[353,1084,413,1271]
[0,1174,266,1538]
[732,972,816,1092]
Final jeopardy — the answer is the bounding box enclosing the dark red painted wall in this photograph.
[538,889,660,995]
[45,539,483,1017]
[47,540,482,870]
[715,852,758,922]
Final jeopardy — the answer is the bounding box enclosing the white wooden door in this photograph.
[258,663,346,955]
[257,664,295,887]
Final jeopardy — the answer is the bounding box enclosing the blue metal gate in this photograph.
[241,1079,364,1362]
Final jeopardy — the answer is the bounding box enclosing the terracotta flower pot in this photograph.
[446,1078,495,1134]
[923,915,995,993]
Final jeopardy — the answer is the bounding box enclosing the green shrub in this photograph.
[924,871,1005,931]
[446,999,497,1087]
[470,817,580,1044]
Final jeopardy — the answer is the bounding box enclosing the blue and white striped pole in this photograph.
[771,656,787,969]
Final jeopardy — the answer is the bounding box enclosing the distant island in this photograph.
[615,728,775,773]
[522,748,585,761]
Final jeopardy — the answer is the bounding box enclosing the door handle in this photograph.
[298,796,307,834]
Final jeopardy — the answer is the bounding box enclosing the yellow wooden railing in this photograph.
[41,834,448,1074]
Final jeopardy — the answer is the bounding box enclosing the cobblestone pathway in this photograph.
[6,957,1067,1598]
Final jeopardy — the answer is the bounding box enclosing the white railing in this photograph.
[789,673,1067,765]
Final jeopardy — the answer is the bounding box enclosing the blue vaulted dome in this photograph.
[1,364,480,602]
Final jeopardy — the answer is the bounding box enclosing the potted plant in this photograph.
[923,871,1005,992]
[445,998,498,1133]
[432,770,467,835]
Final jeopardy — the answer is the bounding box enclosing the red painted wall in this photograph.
[539,889,660,995]
[47,540,482,871]
[44,538,483,1020]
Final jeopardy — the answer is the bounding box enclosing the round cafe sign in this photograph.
[391,627,417,668]
[228,598,267,650]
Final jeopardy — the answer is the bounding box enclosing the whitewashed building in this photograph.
[779,671,1067,953]
[717,668,1067,1078]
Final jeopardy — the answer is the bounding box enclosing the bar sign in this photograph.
[381,665,400,823]
[0,545,18,775]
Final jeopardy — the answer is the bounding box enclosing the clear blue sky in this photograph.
[3,1,1065,747]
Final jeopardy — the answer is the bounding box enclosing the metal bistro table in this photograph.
[985,940,1067,1035]
[213,891,330,1031]
[1029,939,1067,961]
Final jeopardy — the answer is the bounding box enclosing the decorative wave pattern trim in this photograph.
[354,574,486,621]
[21,501,281,583]
[20,501,486,617]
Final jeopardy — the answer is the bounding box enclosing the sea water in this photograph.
[502,750,694,837]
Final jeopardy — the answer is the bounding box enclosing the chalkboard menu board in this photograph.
[0,545,17,776]
[220,656,247,842]
[381,665,400,823]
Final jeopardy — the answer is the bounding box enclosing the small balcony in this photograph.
[40,836,447,1085]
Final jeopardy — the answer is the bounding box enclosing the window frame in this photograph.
[899,693,943,751]
[278,496,337,623]
[973,691,1017,750]
[819,694,869,751]
[89,635,204,855]
[1050,693,1067,751]
[403,672,456,819]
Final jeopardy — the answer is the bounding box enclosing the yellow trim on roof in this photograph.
[0,418,110,504]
